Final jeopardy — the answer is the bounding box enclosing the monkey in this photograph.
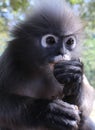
[0,0,95,130]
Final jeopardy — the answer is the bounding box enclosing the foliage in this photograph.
[82,39,95,87]
[0,18,8,31]
[0,0,29,12]
[0,32,7,55]
[10,0,29,12]
[79,0,95,31]
[67,0,84,4]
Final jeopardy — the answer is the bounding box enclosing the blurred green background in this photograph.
[0,0,95,87]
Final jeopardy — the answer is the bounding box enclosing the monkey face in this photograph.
[40,34,77,64]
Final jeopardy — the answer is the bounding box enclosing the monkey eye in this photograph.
[41,34,58,48]
[64,36,77,50]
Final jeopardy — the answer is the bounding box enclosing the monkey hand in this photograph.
[53,60,83,96]
[37,99,80,130]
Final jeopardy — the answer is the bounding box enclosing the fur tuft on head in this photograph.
[26,0,84,35]
[11,0,84,58]
[12,0,84,38]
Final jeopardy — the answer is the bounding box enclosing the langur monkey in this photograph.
[0,0,94,130]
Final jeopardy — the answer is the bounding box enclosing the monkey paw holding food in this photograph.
[54,59,83,97]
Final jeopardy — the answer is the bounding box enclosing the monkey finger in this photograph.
[48,100,80,122]
[53,99,78,110]
[54,60,83,69]
[46,113,79,130]
[54,73,74,82]
[54,66,83,75]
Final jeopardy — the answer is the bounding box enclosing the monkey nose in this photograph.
[60,48,64,55]
[57,48,64,56]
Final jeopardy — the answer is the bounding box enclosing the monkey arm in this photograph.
[80,75,95,116]
[79,76,95,130]
[0,91,80,130]
[54,60,95,130]
[0,92,35,128]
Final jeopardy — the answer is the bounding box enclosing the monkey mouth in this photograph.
[49,54,71,70]
[50,54,71,63]
[54,55,71,62]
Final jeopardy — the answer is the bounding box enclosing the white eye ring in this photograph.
[64,36,77,50]
[41,34,58,48]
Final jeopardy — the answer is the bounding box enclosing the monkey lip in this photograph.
[54,55,71,63]
[50,54,71,63]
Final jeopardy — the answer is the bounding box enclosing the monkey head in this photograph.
[10,0,83,73]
